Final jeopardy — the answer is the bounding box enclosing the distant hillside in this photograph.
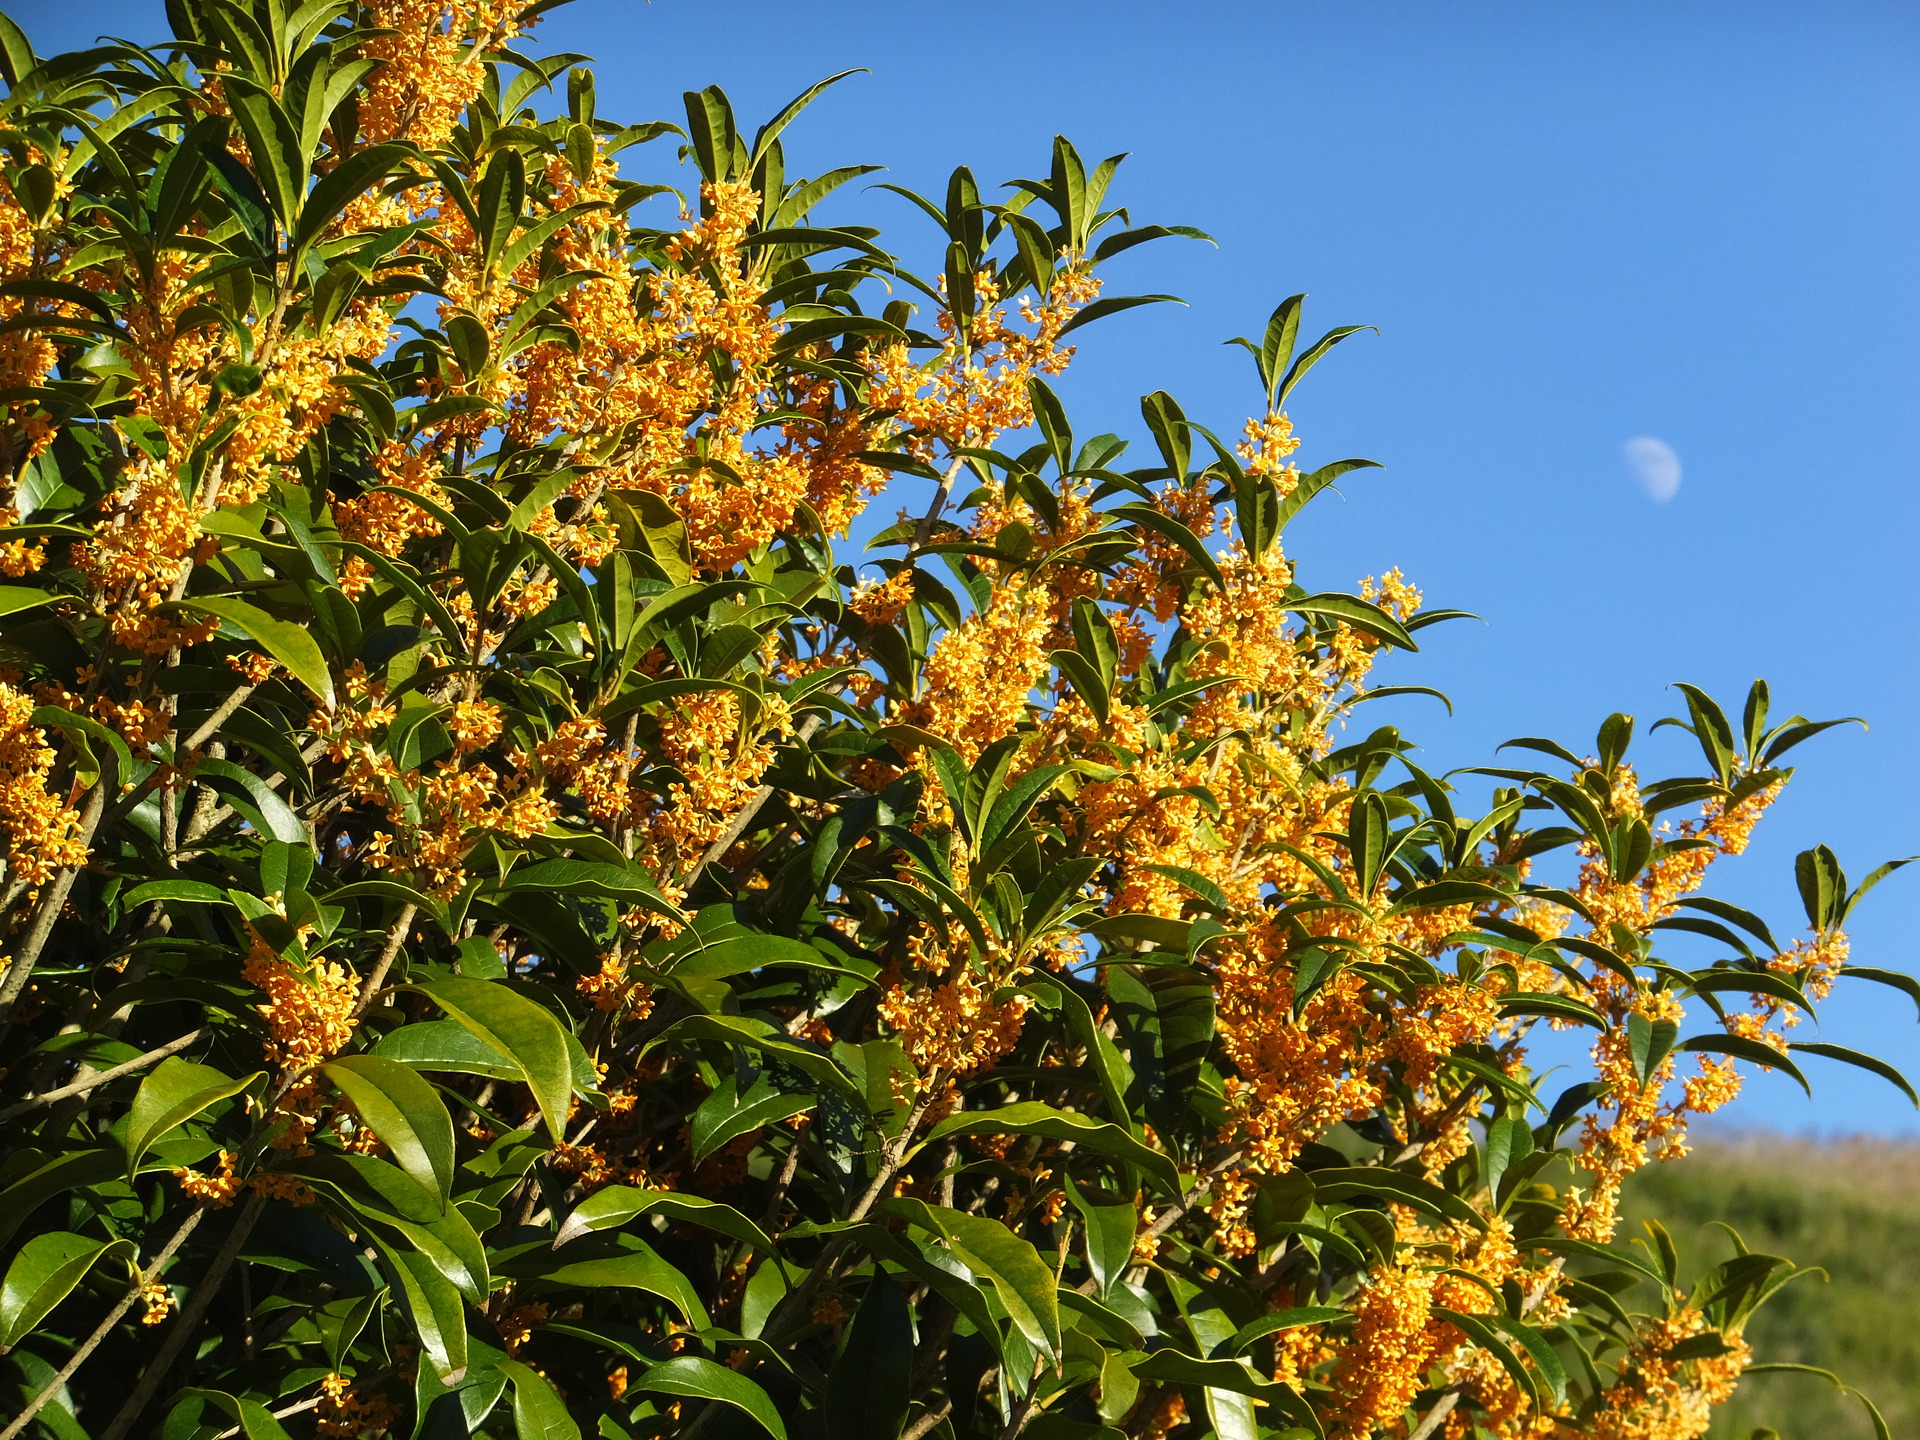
[1619,1132,1920,1439]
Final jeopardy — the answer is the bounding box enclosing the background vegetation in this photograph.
[1622,1133,1920,1440]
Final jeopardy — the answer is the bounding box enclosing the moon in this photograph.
[1624,436,1682,502]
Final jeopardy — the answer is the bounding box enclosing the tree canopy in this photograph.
[0,4,1908,1439]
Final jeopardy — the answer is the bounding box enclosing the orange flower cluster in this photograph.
[139,1281,176,1326]
[358,0,529,149]
[0,681,89,887]
[174,1148,241,1208]
[879,967,1033,1076]
[866,266,1101,455]
[316,1370,401,1438]
[1326,1253,1442,1440]
[1584,1309,1750,1440]
[242,938,357,1076]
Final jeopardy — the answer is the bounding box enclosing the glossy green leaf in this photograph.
[923,1101,1180,1196]
[888,1198,1062,1360]
[0,1231,135,1349]
[632,1357,786,1439]
[498,1357,582,1440]
[123,1058,260,1174]
[321,1055,456,1209]
[825,1276,913,1440]
[410,978,574,1139]
[178,595,334,705]
[540,1239,711,1327]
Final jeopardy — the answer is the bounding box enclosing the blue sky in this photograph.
[23,1,1920,1133]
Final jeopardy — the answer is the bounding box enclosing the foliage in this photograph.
[0,3,1909,1438]
[1620,1135,1920,1440]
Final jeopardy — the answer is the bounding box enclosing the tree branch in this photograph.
[0,1027,208,1122]
[695,713,824,872]
[0,1205,208,1440]
[99,1191,267,1440]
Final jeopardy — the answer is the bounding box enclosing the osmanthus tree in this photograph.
[0,3,1911,1438]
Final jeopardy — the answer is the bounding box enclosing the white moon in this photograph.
[1624,436,1682,502]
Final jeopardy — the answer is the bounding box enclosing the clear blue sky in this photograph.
[23,1,1920,1133]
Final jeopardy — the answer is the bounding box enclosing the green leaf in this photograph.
[496,858,682,922]
[320,1055,456,1210]
[1675,1034,1812,1095]
[1497,992,1606,1030]
[1127,1351,1298,1408]
[1432,1307,1539,1408]
[410,978,574,1139]
[497,1358,582,1440]
[1628,1011,1680,1086]
[1288,592,1417,650]
[0,1231,135,1349]
[0,586,59,617]
[1308,1166,1489,1231]
[825,1277,912,1440]
[1064,1171,1138,1297]
[633,1356,786,1439]
[372,1233,468,1383]
[1227,1307,1348,1355]
[1483,1113,1534,1203]
[291,141,415,254]
[1787,1042,1919,1107]
[652,1013,860,1101]
[181,1391,295,1440]
[371,1020,519,1079]
[178,596,334,706]
[554,1185,773,1251]
[923,1101,1180,1196]
[1107,502,1225,589]
[667,932,852,982]
[1276,323,1376,405]
[540,1238,711,1327]
[123,1057,261,1174]
[124,878,232,907]
[1054,292,1184,338]
[689,1074,814,1160]
[887,1198,1062,1360]
[192,757,307,845]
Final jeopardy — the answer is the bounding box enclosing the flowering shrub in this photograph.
[0,4,1908,1439]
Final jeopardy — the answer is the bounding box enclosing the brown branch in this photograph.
[0,1205,208,1440]
[695,713,824,872]
[1408,1388,1461,1440]
[210,1395,319,1440]
[183,682,259,754]
[902,1399,954,1440]
[99,1191,268,1440]
[351,903,418,1020]
[0,1027,208,1122]
[910,454,969,549]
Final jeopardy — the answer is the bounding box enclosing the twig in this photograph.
[1408,1388,1461,1440]
[351,903,418,1020]
[695,713,824,871]
[183,682,259,753]
[99,1191,268,1440]
[0,1027,208,1121]
[910,455,969,549]
[759,1116,809,1234]
[210,1394,319,1440]
[902,1398,954,1440]
[0,1206,208,1440]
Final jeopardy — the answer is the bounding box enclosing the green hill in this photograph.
[1619,1132,1920,1439]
